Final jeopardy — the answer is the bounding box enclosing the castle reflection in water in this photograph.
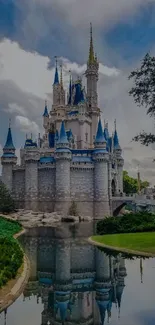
[21,223,127,325]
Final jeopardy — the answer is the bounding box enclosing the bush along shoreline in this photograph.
[0,216,23,289]
[96,212,155,235]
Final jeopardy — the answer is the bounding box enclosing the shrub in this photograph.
[0,237,23,288]
[97,212,155,235]
[68,201,78,216]
[0,181,15,213]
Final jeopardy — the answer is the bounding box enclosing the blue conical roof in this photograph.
[54,63,59,85]
[104,127,109,141]
[43,102,49,117]
[114,129,121,150]
[59,121,68,144]
[4,127,15,150]
[95,119,106,144]
[96,301,108,325]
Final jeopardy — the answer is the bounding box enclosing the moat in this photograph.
[0,222,155,325]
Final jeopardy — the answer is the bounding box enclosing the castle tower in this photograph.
[24,139,39,211]
[59,64,65,106]
[54,121,72,215]
[93,118,110,219]
[43,100,49,148]
[113,120,124,194]
[1,123,17,192]
[85,23,99,146]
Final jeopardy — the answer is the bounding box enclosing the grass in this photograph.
[0,216,22,238]
[91,232,155,255]
[0,216,23,288]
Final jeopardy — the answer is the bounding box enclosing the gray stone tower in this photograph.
[55,121,72,214]
[25,144,40,211]
[1,124,17,192]
[93,118,110,219]
[85,23,100,146]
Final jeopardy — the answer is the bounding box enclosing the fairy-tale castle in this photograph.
[1,24,124,219]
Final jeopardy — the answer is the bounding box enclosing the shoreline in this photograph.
[88,237,155,258]
[0,228,30,313]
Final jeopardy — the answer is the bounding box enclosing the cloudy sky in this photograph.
[0,0,155,183]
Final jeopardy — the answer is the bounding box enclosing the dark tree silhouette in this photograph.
[129,53,155,146]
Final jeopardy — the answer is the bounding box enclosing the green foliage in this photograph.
[0,216,22,238]
[68,201,78,216]
[128,53,155,146]
[0,181,15,213]
[97,212,155,235]
[123,170,149,194]
[0,216,23,288]
[0,237,23,288]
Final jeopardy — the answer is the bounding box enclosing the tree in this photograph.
[123,171,149,195]
[68,201,78,216]
[128,53,155,146]
[0,181,15,213]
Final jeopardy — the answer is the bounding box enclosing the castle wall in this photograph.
[38,167,55,211]
[12,169,25,208]
[25,161,38,211]
[70,166,94,217]
[94,159,110,219]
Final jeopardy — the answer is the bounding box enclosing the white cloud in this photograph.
[15,116,39,137]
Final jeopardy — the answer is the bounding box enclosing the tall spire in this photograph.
[60,64,63,89]
[68,71,72,105]
[88,22,95,64]
[59,120,68,145]
[95,118,106,144]
[54,56,59,85]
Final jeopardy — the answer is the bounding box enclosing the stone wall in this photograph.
[12,169,25,208]
[38,167,55,211]
[70,167,94,217]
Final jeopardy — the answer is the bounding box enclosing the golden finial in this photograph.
[54,55,58,67]
[114,119,116,131]
[88,22,95,64]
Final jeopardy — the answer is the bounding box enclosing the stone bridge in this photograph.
[112,195,155,216]
[111,196,135,216]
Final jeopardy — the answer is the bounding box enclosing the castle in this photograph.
[1,24,124,219]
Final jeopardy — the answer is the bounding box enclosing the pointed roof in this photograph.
[43,100,49,117]
[54,57,59,85]
[59,120,68,144]
[88,23,95,64]
[95,118,106,144]
[4,125,15,150]
[113,120,121,150]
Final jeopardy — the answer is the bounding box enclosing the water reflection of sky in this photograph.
[1,228,155,325]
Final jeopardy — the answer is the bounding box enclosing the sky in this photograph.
[1,0,155,183]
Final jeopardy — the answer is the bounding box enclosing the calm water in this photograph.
[1,222,155,325]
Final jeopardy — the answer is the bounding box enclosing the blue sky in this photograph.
[0,0,155,181]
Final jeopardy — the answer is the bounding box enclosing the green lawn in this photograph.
[91,232,155,254]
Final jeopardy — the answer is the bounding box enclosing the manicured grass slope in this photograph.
[0,217,23,288]
[92,232,155,254]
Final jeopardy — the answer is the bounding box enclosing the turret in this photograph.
[113,120,124,194]
[1,123,17,192]
[85,23,100,146]
[55,121,72,214]
[93,118,110,218]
